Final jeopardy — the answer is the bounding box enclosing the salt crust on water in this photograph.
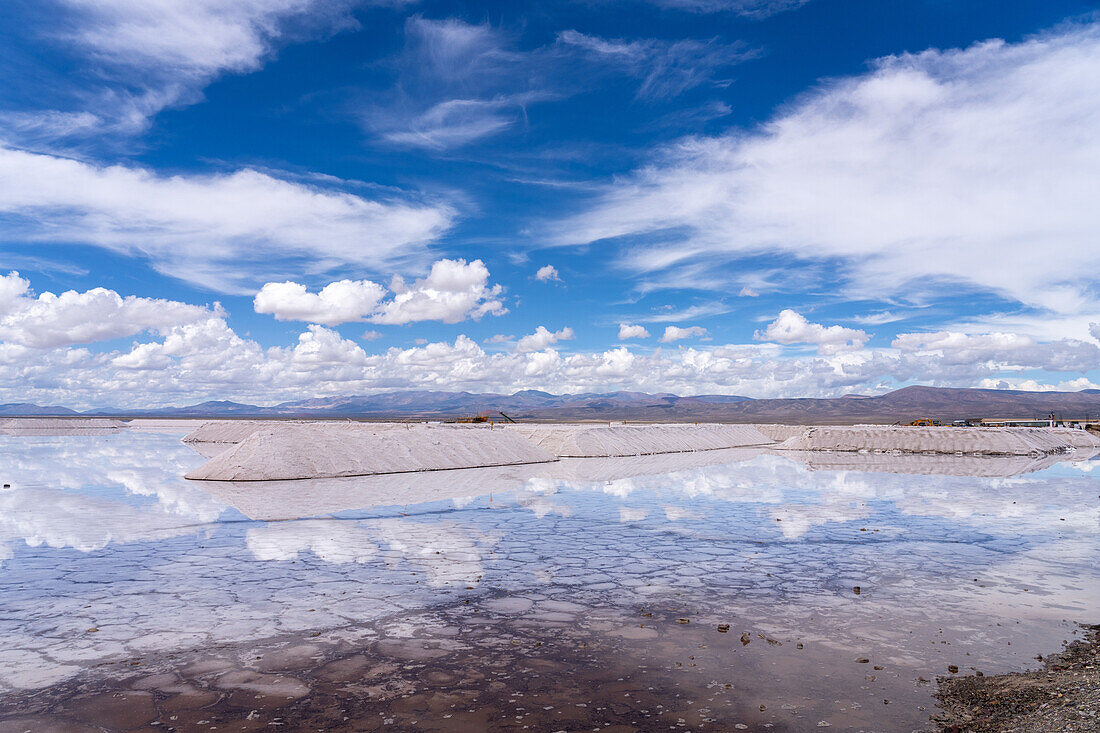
[0,418,127,436]
[774,425,1100,455]
[185,423,556,481]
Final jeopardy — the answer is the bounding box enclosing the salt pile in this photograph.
[752,424,810,442]
[185,423,556,481]
[774,425,1100,456]
[182,420,1099,481]
[1049,427,1100,449]
[0,418,127,436]
[183,420,301,444]
[511,423,773,458]
[182,420,416,445]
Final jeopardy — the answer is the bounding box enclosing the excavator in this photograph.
[455,411,518,424]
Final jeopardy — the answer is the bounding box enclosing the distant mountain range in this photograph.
[5,386,1100,423]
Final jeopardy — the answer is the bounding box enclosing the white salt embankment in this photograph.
[752,424,809,442]
[185,423,556,481]
[774,425,1100,456]
[0,418,127,436]
[183,420,301,444]
[511,423,773,458]
[182,421,1099,481]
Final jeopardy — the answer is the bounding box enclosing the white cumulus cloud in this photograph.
[0,271,216,349]
[755,310,869,354]
[254,259,507,326]
[517,326,575,353]
[371,259,506,325]
[535,265,561,282]
[618,323,651,340]
[3,277,1100,409]
[254,279,387,326]
[891,330,1100,372]
[660,325,708,343]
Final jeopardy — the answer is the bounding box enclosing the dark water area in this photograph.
[1,431,1097,731]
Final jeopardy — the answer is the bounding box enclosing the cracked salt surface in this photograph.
[0,430,1097,731]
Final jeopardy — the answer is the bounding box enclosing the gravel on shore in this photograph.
[931,624,1099,732]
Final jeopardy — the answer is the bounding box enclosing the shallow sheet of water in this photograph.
[0,432,1097,732]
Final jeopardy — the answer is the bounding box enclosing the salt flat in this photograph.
[1,428,1096,732]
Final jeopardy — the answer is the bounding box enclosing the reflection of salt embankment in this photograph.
[774,425,1100,456]
[0,418,127,436]
[126,418,205,434]
[779,450,1074,477]
[192,448,767,521]
[198,463,549,520]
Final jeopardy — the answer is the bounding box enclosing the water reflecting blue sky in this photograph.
[1,431,1097,729]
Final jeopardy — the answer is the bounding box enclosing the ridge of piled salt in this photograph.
[183,420,305,444]
[185,423,556,481]
[752,424,809,442]
[774,425,1098,456]
[511,423,774,458]
[1049,427,1100,449]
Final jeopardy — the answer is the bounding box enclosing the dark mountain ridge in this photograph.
[0,403,78,416]
[8,386,1100,423]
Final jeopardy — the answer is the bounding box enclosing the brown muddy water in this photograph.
[1,431,1097,732]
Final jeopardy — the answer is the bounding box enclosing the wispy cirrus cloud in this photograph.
[360,16,754,149]
[557,30,756,99]
[2,0,379,146]
[553,23,1100,319]
[640,0,813,17]
[0,146,455,293]
[631,302,731,323]
[360,16,540,150]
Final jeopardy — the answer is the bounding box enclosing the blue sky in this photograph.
[1,0,1098,408]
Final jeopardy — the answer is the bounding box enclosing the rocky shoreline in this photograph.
[932,624,1099,732]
